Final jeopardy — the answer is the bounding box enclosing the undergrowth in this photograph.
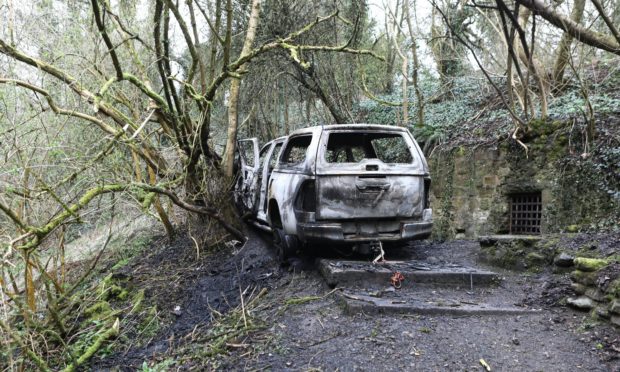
[353,61,620,156]
[0,231,159,371]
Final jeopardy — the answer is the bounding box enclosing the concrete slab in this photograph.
[317,259,500,288]
[340,292,540,316]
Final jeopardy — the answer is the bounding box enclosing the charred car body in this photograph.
[235,124,432,259]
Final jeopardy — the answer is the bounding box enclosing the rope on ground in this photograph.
[390,271,405,289]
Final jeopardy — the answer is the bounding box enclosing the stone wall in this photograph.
[428,134,619,239]
[568,258,620,326]
[478,234,620,327]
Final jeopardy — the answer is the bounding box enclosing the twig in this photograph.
[236,264,248,329]
[305,331,342,347]
[0,318,51,371]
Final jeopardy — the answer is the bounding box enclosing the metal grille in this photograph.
[510,193,542,234]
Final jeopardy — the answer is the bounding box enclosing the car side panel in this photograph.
[267,128,321,235]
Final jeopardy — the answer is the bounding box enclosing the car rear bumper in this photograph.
[298,220,432,243]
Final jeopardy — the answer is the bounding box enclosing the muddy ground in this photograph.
[94,227,620,371]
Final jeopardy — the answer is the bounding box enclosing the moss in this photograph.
[130,289,145,314]
[566,225,580,233]
[548,141,567,161]
[108,285,124,299]
[479,238,554,270]
[570,270,599,286]
[141,192,156,210]
[538,238,560,252]
[575,245,600,258]
[552,120,567,130]
[111,258,129,271]
[138,306,160,340]
[419,327,432,334]
[433,152,455,240]
[98,273,131,301]
[284,296,322,306]
[557,135,568,145]
[116,289,129,301]
[605,279,620,298]
[516,237,538,247]
[526,252,548,271]
[85,301,112,319]
[574,257,609,272]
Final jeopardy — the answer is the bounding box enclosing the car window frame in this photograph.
[279,134,313,168]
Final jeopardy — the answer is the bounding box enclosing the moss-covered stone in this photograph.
[566,225,579,233]
[585,288,606,302]
[575,245,600,258]
[604,278,620,298]
[570,270,599,286]
[478,236,558,270]
[574,257,609,272]
[571,282,587,295]
[526,252,548,271]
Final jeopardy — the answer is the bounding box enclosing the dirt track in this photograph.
[97,228,620,371]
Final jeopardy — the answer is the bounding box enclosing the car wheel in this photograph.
[272,228,296,263]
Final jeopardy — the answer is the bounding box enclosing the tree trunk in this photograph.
[284,93,290,135]
[223,0,261,178]
[552,0,585,85]
[384,19,395,93]
[404,0,424,126]
[400,54,408,126]
[187,0,207,93]
[516,9,549,118]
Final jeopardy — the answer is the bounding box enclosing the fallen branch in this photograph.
[61,318,120,372]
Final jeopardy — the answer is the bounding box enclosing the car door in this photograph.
[235,138,260,213]
[256,139,285,223]
[314,128,428,220]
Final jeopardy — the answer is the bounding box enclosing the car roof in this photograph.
[288,124,407,137]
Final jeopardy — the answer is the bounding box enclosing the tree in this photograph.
[223,0,262,178]
[552,0,586,85]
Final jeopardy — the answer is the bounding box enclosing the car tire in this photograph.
[273,228,297,264]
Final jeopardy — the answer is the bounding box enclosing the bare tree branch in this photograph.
[590,0,620,46]
[91,0,123,80]
[517,0,620,55]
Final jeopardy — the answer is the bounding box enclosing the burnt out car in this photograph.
[235,124,432,260]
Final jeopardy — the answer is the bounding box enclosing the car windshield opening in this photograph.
[325,132,413,164]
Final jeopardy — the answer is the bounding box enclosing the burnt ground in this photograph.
[94,227,620,371]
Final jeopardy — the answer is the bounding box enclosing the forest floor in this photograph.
[92,226,620,371]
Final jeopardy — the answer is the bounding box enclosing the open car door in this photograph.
[234,138,260,213]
